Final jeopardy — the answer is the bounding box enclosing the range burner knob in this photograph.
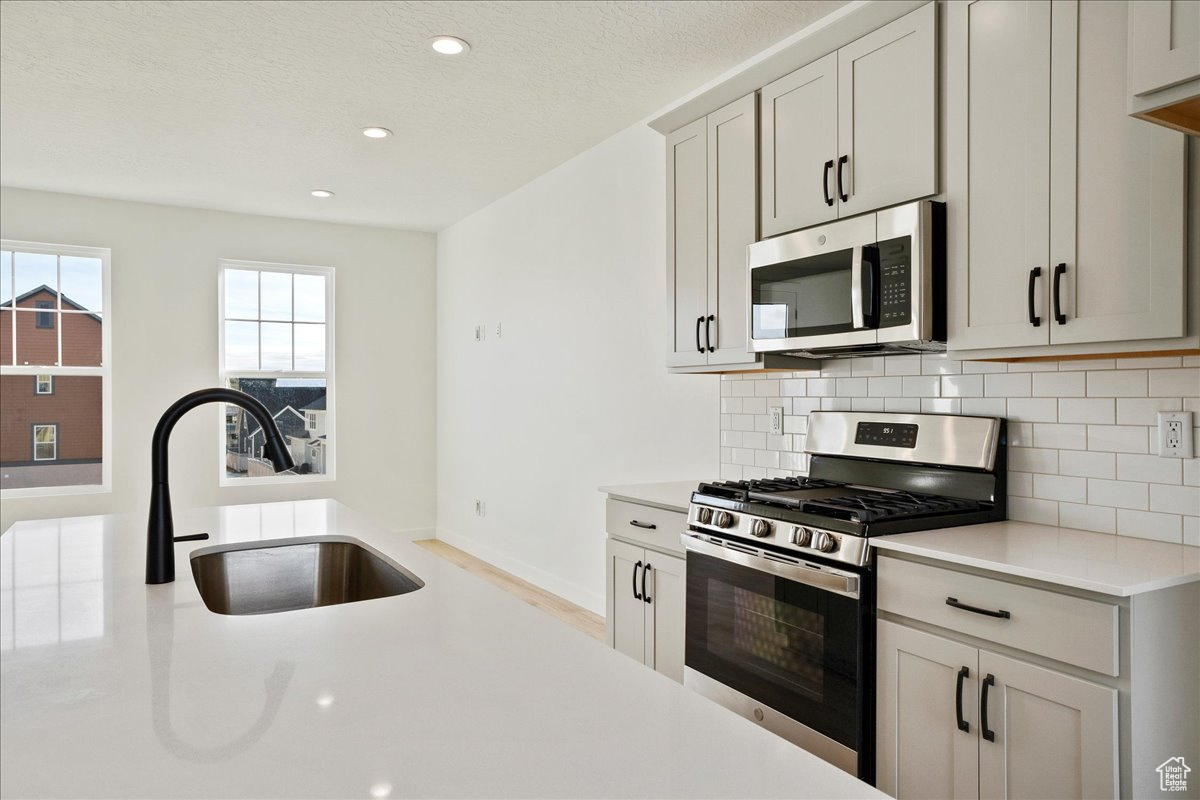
[812,531,839,553]
[696,507,713,525]
[714,510,735,529]
[789,526,813,547]
[750,519,772,538]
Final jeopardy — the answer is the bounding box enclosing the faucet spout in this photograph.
[147,388,296,584]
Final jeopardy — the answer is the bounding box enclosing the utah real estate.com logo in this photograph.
[1158,757,1191,792]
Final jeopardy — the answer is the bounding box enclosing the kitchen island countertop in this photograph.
[1,499,882,799]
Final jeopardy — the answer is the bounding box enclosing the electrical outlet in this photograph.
[769,406,785,436]
[1157,411,1193,458]
[474,499,486,517]
[495,322,502,339]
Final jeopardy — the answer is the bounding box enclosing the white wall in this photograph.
[436,125,718,613]
[0,187,437,535]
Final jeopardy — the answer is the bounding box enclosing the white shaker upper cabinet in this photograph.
[947,0,1053,352]
[837,1,937,218]
[665,118,709,368]
[760,52,839,238]
[1049,0,1187,346]
[1128,0,1200,98]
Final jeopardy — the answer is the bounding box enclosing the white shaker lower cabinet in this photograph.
[877,554,1200,800]
[604,499,687,682]
[947,0,1188,355]
[877,621,1117,800]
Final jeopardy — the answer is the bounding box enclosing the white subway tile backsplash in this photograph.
[1149,484,1199,516]
[1147,368,1199,397]
[1116,397,1182,426]
[1059,450,1115,479]
[1007,398,1058,423]
[868,377,904,397]
[1088,479,1149,510]
[1086,370,1147,397]
[1034,474,1087,503]
[1116,508,1182,543]
[1116,453,1181,485]
[1087,425,1149,454]
[942,374,983,397]
[1059,503,1115,534]
[1033,423,1088,450]
[985,372,1032,397]
[1033,372,1086,397]
[1059,398,1114,425]
[719,358,1197,542]
[885,355,923,375]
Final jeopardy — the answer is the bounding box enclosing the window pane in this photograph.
[225,378,328,478]
[59,312,102,367]
[60,257,103,313]
[0,309,11,365]
[260,322,292,370]
[260,272,292,321]
[1,250,11,304]
[224,320,258,370]
[224,269,258,320]
[14,252,56,296]
[1,376,102,489]
[13,309,58,367]
[293,274,325,322]
[293,323,325,371]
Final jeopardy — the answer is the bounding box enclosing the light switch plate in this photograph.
[1157,411,1193,458]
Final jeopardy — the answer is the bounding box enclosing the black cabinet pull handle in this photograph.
[837,155,849,203]
[695,316,704,354]
[823,159,835,206]
[955,666,970,733]
[946,596,1011,619]
[632,561,642,601]
[629,520,657,530]
[1027,267,1042,327]
[981,673,996,742]
[642,562,652,604]
[706,314,715,353]
[1053,263,1067,324]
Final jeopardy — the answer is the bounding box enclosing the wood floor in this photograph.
[414,539,606,641]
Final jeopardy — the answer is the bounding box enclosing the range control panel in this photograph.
[854,421,918,448]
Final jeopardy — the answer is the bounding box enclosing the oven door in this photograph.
[748,212,879,353]
[682,534,869,778]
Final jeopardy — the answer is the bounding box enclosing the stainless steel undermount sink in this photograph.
[190,535,424,615]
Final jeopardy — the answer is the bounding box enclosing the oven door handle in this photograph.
[681,533,860,599]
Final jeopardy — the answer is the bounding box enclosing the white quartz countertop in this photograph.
[598,480,700,513]
[872,521,1200,597]
[1,500,882,799]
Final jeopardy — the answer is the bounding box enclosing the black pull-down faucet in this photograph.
[146,388,296,584]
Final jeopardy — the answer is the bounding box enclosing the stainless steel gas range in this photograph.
[682,411,1006,783]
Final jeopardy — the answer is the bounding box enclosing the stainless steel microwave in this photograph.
[747,201,945,359]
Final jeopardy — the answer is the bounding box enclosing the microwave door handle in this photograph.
[850,245,866,329]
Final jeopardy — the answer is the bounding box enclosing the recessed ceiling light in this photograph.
[310,189,335,198]
[362,127,392,139]
[431,36,469,55]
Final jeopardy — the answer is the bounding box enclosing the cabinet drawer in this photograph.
[605,499,687,556]
[878,557,1119,676]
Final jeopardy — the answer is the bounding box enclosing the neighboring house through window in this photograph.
[1,241,111,496]
[219,260,334,483]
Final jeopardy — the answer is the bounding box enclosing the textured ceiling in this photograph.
[0,0,845,231]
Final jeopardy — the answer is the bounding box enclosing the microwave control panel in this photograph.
[877,236,912,328]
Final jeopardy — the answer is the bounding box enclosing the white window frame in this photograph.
[218,259,335,486]
[32,424,57,461]
[35,374,53,395]
[1,239,112,499]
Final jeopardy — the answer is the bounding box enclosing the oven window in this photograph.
[751,250,856,339]
[686,551,863,748]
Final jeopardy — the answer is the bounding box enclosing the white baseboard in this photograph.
[392,526,435,541]
[434,527,605,615]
